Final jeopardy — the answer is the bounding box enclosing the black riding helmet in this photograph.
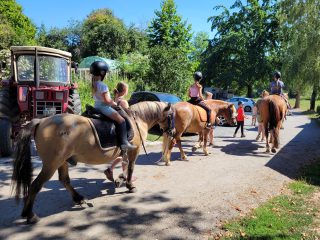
[273,71,281,79]
[194,71,202,81]
[90,61,109,79]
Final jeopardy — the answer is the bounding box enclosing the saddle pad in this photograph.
[194,105,213,123]
[88,118,134,150]
[83,105,134,150]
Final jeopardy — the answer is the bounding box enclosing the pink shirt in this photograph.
[189,85,200,97]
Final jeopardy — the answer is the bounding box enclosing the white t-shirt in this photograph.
[93,81,110,102]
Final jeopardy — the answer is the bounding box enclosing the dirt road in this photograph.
[0,111,320,240]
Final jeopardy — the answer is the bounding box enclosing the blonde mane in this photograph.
[130,101,168,123]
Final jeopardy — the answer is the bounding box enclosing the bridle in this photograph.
[161,110,175,137]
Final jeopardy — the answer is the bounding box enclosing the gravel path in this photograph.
[0,110,319,240]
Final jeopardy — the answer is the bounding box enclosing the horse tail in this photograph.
[11,118,41,202]
[268,99,280,130]
[268,100,280,148]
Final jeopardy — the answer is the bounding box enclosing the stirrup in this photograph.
[121,143,137,151]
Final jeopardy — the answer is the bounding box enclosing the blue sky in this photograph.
[16,0,233,37]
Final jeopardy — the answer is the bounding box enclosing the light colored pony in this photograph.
[11,101,173,224]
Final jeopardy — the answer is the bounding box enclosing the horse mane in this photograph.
[130,101,166,122]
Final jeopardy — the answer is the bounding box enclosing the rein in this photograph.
[132,112,151,162]
[131,104,175,162]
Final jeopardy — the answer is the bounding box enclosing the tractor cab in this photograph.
[0,46,81,157]
[10,46,79,119]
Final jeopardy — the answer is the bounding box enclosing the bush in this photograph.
[147,46,193,100]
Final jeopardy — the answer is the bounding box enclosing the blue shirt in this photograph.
[270,80,284,95]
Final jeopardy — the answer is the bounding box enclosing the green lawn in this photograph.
[147,133,163,141]
[220,160,320,239]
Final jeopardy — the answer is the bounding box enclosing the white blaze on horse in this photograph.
[11,101,173,224]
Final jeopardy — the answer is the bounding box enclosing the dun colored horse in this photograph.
[11,101,173,224]
[256,95,287,153]
[162,100,237,165]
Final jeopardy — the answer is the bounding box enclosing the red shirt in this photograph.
[237,107,245,121]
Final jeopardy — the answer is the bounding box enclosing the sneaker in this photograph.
[233,133,236,138]
[241,134,246,138]
[104,168,114,182]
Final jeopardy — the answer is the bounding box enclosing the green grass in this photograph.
[221,160,320,239]
[289,98,320,120]
[147,133,162,141]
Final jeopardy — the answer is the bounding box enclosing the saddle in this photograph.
[82,105,134,150]
[194,105,214,123]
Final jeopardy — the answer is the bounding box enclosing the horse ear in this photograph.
[164,103,171,112]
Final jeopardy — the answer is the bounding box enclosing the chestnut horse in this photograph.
[256,95,287,153]
[162,100,237,165]
[11,101,173,224]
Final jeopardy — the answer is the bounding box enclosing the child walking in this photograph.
[255,108,265,141]
[233,101,247,138]
[104,82,137,182]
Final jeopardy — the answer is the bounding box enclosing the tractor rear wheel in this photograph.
[0,118,13,157]
[0,87,19,122]
[67,90,82,114]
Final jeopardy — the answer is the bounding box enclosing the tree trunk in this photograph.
[309,84,318,111]
[294,91,300,109]
[247,84,253,98]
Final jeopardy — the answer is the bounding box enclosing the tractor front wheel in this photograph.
[67,90,82,114]
[0,118,13,157]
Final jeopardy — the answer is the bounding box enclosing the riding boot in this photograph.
[116,121,137,151]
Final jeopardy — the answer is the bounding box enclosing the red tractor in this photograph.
[0,46,81,157]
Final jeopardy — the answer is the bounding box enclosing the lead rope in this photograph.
[132,112,153,162]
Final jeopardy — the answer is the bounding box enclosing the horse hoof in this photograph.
[165,162,171,166]
[271,149,277,153]
[74,195,85,205]
[128,187,137,193]
[204,151,209,156]
[266,150,270,153]
[192,147,197,152]
[126,183,137,193]
[27,214,39,224]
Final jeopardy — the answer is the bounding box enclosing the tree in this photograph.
[81,9,129,59]
[280,0,320,109]
[0,0,36,49]
[191,31,210,69]
[203,0,280,97]
[117,52,150,90]
[147,0,193,53]
[127,24,148,54]
[147,46,193,99]
[37,21,83,62]
[147,0,194,98]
